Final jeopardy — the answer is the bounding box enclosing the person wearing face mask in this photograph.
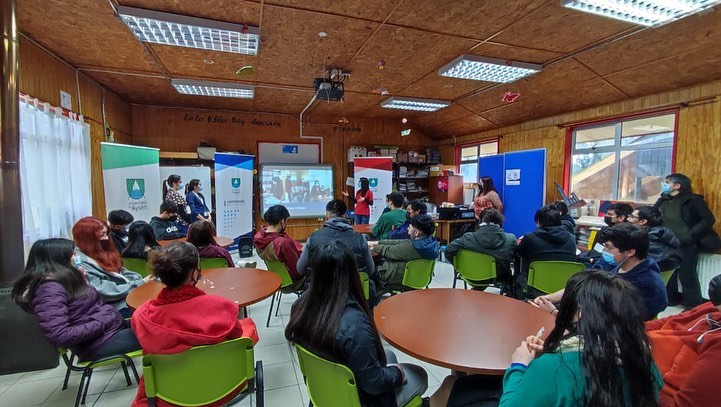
[655,173,720,309]
[342,177,374,225]
[369,214,439,294]
[185,178,212,223]
[150,201,186,240]
[254,205,306,292]
[578,202,634,266]
[130,242,258,407]
[163,174,190,229]
[107,209,134,253]
[645,274,721,407]
[535,223,667,321]
[387,200,427,240]
[72,217,149,317]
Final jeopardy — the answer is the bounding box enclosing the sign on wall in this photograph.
[101,143,161,222]
[215,153,254,237]
[354,157,394,224]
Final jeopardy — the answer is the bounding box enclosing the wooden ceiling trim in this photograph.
[343,1,405,68]
[572,58,632,99]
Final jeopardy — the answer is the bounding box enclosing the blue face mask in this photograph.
[601,250,616,265]
[198,186,204,192]
[661,183,671,194]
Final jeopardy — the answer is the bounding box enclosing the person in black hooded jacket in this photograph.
[552,201,576,236]
[515,205,577,293]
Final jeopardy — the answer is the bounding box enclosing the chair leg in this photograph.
[62,365,72,390]
[82,368,93,405]
[274,292,283,316]
[120,361,131,386]
[452,271,458,288]
[74,370,87,407]
[243,307,248,318]
[128,357,141,384]
[255,361,264,407]
[266,292,276,327]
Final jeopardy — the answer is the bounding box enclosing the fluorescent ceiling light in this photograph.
[117,5,260,55]
[438,55,542,83]
[561,0,721,26]
[171,79,254,99]
[381,97,451,112]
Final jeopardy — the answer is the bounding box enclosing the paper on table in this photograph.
[346,177,355,187]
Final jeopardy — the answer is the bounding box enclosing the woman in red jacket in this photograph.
[343,177,374,224]
[130,242,258,407]
[646,274,721,407]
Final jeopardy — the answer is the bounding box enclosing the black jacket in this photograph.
[647,226,682,272]
[110,229,129,253]
[444,224,517,280]
[516,226,577,275]
[149,216,185,240]
[655,192,718,250]
[296,217,375,276]
[560,214,576,236]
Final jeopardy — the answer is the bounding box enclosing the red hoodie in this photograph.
[646,302,721,407]
[253,227,303,280]
[130,285,258,407]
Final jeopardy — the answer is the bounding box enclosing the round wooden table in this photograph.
[352,224,374,234]
[126,268,281,309]
[158,236,235,247]
[374,289,555,375]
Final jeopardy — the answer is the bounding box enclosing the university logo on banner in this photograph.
[126,179,145,200]
[231,178,241,189]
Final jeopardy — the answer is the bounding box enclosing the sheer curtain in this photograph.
[19,98,92,250]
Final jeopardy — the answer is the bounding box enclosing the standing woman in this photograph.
[186,179,211,223]
[286,241,428,407]
[342,177,374,224]
[121,221,161,260]
[12,239,141,361]
[73,217,148,317]
[473,176,503,219]
[163,174,190,228]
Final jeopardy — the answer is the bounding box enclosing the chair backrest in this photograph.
[294,344,362,407]
[453,250,496,285]
[199,257,229,270]
[402,259,435,290]
[527,261,586,294]
[659,268,676,285]
[123,257,150,277]
[142,337,255,406]
[263,259,294,289]
[358,272,370,300]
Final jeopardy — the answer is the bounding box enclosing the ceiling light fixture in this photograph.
[117,5,260,55]
[561,0,721,27]
[171,79,254,99]
[380,97,450,112]
[438,55,542,83]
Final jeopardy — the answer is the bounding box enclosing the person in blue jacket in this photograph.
[185,179,211,223]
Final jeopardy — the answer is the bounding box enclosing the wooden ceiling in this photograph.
[17,0,721,139]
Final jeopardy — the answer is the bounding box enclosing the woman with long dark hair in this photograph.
[186,220,234,266]
[473,176,503,219]
[12,239,141,361]
[121,221,161,260]
[185,179,211,222]
[163,174,190,226]
[73,217,148,316]
[342,177,374,224]
[285,241,428,407]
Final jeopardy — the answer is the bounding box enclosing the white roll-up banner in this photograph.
[101,143,161,222]
[214,153,254,237]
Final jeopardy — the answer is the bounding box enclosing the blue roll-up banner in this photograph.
[214,153,255,238]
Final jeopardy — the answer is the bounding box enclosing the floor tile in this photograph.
[254,343,293,367]
[0,384,10,397]
[262,362,298,391]
[0,372,25,386]
[0,379,60,406]
[256,326,291,348]
[45,368,116,403]
[264,385,304,407]
[92,388,137,407]
[42,393,99,407]
[17,364,67,384]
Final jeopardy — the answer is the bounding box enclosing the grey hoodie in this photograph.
[76,249,144,310]
[444,223,517,280]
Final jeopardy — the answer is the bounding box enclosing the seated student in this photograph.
[286,241,428,407]
[372,192,407,240]
[12,238,142,362]
[150,201,186,241]
[131,242,258,407]
[388,200,427,240]
[515,205,577,285]
[433,271,662,407]
[254,205,306,292]
[645,275,721,407]
[536,223,668,321]
[73,217,148,316]
[186,220,234,267]
[444,208,517,286]
[121,221,161,260]
[552,201,576,236]
[369,214,439,294]
[108,209,134,253]
[580,202,634,265]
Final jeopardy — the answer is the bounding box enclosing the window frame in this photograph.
[566,109,678,202]
[456,138,499,183]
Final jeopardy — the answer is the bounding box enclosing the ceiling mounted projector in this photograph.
[313,78,344,101]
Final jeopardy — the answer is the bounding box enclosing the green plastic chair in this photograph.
[263,260,300,327]
[199,257,230,269]
[359,272,370,300]
[58,347,142,407]
[123,257,150,277]
[294,344,422,407]
[142,337,263,407]
[393,259,435,293]
[452,250,497,291]
[527,261,586,295]
[660,268,676,286]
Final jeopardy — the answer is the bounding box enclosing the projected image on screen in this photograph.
[260,164,334,218]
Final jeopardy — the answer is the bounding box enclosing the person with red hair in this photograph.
[73,217,150,317]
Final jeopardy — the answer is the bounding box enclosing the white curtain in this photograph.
[19,98,92,250]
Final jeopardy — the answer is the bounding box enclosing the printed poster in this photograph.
[215,153,254,238]
[101,143,161,222]
[354,157,393,224]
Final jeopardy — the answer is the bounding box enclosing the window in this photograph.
[569,112,675,203]
[458,140,499,183]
